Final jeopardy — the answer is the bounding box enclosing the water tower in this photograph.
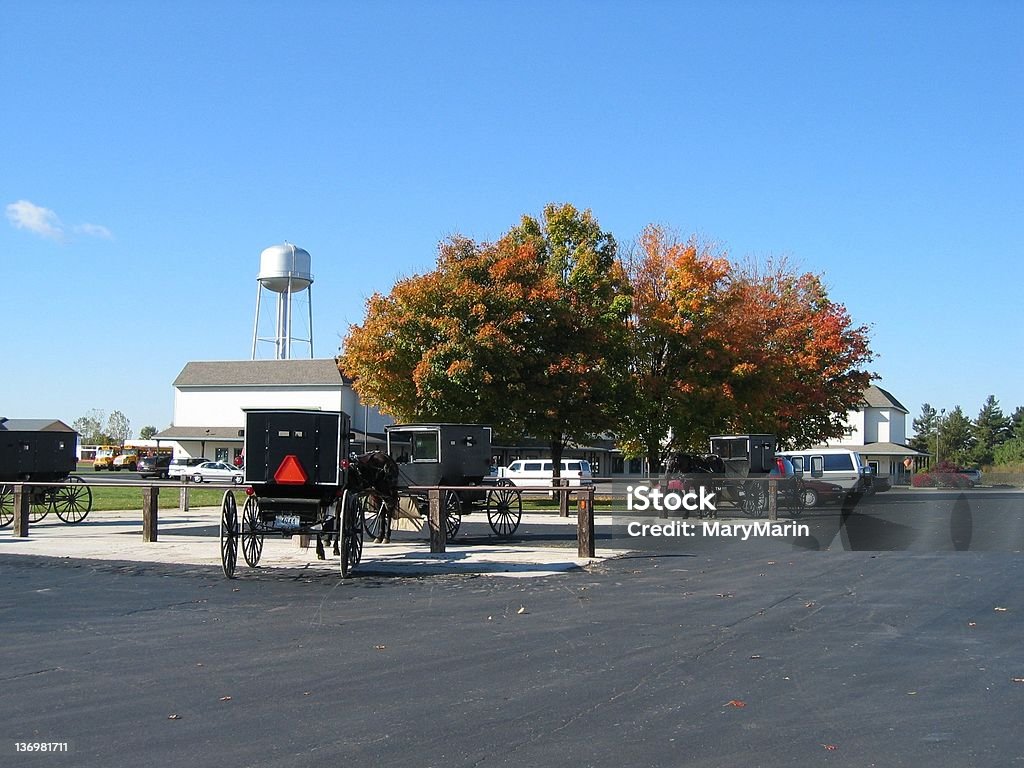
[251,243,314,359]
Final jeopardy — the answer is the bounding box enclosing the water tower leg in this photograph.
[251,283,263,359]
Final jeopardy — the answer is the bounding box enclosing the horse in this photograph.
[316,451,400,560]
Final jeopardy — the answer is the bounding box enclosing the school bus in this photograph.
[92,445,122,471]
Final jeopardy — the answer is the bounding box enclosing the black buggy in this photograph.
[218,409,363,578]
[661,434,804,519]
[379,423,523,540]
[0,418,92,528]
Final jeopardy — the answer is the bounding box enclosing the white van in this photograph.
[497,459,594,487]
[776,448,869,495]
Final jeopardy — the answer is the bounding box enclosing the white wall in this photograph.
[175,386,344,426]
[173,384,392,434]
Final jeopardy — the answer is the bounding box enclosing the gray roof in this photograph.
[857,442,926,456]
[155,424,386,445]
[0,418,75,433]
[173,359,350,387]
[155,426,247,441]
[860,385,908,413]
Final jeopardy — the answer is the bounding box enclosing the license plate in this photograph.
[274,514,301,530]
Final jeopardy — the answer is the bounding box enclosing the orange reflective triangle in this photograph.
[274,454,308,484]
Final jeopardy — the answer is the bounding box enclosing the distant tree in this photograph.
[970,395,1012,466]
[940,407,974,467]
[1010,405,1024,439]
[909,403,938,455]
[139,425,158,440]
[72,409,110,444]
[106,411,132,444]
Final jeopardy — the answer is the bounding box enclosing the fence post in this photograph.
[768,478,777,521]
[428,487,446,553]
[179,475,189,512]
[13,484,29,538]
[558,479,570,517]
[577,485,595,558]
[143,486,159,542]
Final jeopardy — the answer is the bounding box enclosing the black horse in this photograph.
[316,451,400,560]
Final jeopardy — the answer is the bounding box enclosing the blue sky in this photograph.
[3,1,1021,436]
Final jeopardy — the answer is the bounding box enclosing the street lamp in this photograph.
[935,408,945,467]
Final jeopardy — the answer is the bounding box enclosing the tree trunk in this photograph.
[550,433,564,482]
[646,438,662,476]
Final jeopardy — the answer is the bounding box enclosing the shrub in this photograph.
[913,460,972,488]
[912,473,936,488]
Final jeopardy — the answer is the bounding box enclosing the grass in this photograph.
[70,463,229,510]
[85,485,230,511]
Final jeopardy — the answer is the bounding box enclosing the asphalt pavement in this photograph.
[3,488,1023,767]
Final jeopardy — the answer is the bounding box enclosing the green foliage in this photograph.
[969,394,1011,466]
[339,203,631,474]
[909,403,937,454]
[72,409,112,444]
[139,425,158,440]
[106,410,132,444]
[994,436,1024,466]
[938,407,974,466]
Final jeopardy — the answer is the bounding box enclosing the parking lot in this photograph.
[3,486,1023,767]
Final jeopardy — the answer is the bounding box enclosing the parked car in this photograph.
[189,461,244,484]
[960,468,982,487]
[138,454,173,479]
[168,457,210,480]
[496,459,594,487]
[776,448,870,495]
[798,478,845,507]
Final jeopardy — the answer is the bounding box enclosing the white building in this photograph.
[155,359,391,463]
[815,384,925,484]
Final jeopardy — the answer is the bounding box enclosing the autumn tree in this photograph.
[719,261,874,449]
[617,225,736,471]
[620,242,874,466]
[339,203,631,475]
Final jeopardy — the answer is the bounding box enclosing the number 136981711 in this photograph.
[15,742,69,752]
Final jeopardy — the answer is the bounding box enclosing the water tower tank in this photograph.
[258,243,313,293]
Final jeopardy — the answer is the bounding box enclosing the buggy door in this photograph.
[244,410,341,487]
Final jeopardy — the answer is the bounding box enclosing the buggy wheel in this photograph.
[486,488,522,537]
[220,491,239,578]
[444,490,462,541]
[360,493,388,542]
[0,485,12,529]
[29,490,51,523]
[54,477,92,524]
[787,483,806,518]
[241,495,264,567]
[742,481,768,518]
[339,493,363,577]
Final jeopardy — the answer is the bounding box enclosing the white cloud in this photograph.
[5,199,113,241]
[74,222,113,239]
[5,199,63,240]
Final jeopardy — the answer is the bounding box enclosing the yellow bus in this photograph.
[92,445,122,471]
